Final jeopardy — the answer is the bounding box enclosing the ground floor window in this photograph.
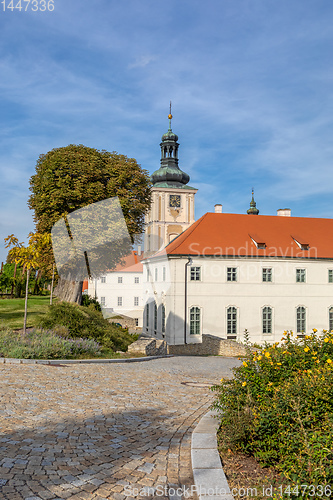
[154,302,158,331]
[297,306,306,334]
[100,297,105,306]
[190,307,201,335]
[262,306,272,334]
[227,306,237,338]
[161,304,166,333]
[329,307,333,331]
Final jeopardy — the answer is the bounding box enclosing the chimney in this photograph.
[214,204,222,213]
[277,208,291,217]
[137,245,142,256]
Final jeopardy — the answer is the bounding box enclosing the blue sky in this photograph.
[1,0,333,264]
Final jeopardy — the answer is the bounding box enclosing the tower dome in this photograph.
[150,105,192,189]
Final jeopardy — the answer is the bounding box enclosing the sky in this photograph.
[1,0,333,264]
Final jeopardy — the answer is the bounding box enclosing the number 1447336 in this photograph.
[1,0,54,11]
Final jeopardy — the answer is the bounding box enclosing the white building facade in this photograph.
[143,211,333,345]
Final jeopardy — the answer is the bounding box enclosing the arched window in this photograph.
[145,303,149,328]
[227,307,237,337]
[161,304,166,333]
[154,302,158,331]
[262,306,272,334]
[297,306,306,333]
[190,307,201,335]
[329,307,333,331]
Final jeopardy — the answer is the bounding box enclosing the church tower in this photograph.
[144,107,197,254]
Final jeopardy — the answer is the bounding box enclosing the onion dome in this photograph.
[151,105,192,189]
[247,189,259,215]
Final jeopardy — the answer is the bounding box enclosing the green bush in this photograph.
[212,330,333,490]
[81,294,102,311]
[38,301,135,351]
[0,328,101,359]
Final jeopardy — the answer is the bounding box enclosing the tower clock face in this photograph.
[169,195,181,208]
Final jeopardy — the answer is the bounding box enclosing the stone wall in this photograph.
[168,334,249,357]
[127,338,168,356]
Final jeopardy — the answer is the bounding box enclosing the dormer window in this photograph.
[292,236,309,251]
[249,234,266,249]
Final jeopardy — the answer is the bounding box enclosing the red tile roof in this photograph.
[160,213,333,259]
[112,251,144,272]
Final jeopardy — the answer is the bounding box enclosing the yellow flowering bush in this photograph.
[212,330,333,489]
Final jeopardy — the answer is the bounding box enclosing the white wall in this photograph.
[143,256,333,345]
[88,272,144,327]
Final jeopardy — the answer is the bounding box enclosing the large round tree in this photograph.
[28,144,151,303]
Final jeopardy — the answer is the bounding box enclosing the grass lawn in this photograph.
[0,295,52,330]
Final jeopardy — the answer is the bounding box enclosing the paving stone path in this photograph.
[0,356,240,500]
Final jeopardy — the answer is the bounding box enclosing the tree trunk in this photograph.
[50,263,55,305]
[10,262,17,298]
[53,277,83,304]
[23,268,30,334]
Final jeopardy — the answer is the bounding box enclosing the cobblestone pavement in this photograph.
[0,356,240,500]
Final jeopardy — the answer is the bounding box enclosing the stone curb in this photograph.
[0,354,174,365]
[191,410,234,500]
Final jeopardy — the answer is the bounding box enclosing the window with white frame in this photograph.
[329,270,333,283]
[118,276,123,284]
[262,268,272,282]
[161,304,166,333]
[134,276,140,284]
[297,306,306,333]
[134,296,139,306]
[100,297,105,306]
[190,307,201,335]
[154,302,158,331]
[117,297,122,306]
[262,306,272,334]
[101,276,106,283]
[163,267,166,282]
[227,267,237,282]
[296,269,306,283]
[190,267,201,281]
[329,307,333,331]
[147,267,150,281]
[227,307,237,337]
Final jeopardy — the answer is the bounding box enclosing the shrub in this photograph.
[38,301,135,351]
[212,330,333,489]
[81,294,102,311]
[0,327,101,359]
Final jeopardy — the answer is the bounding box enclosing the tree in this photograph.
[5,232,51,333]
[28,144,151,303]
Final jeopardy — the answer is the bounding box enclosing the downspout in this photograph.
[184,257,193,345]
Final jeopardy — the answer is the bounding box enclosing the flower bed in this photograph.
[212,330,333,491]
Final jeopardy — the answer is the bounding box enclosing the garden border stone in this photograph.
[191,409,234,500]
[0,354,173,364]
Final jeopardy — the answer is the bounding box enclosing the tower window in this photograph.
[161,304,166,333]
[154,302,158,331]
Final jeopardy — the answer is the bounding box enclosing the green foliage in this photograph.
[81,294,102,311]
[28,144,151,237]
[38,301,135,351]
[212,330,333,490]
[0,327,101,359]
